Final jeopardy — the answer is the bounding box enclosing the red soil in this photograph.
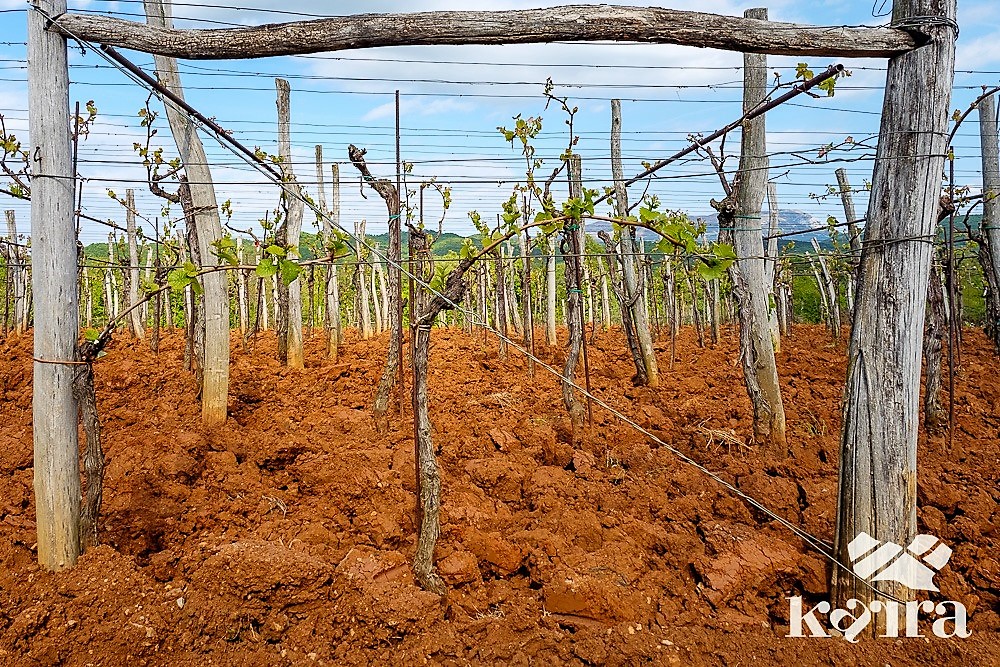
[0,325,997,665]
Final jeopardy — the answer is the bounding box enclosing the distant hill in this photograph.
[82,211,984,262]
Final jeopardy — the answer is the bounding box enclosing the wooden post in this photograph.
[103,237,115,326]
[257,244,269,331]
[599,230,646,379]
[808,254,833,332]
[372,246,385,334]
[355,220,372,338]
[2,237,9,335]
[709,276,720,343]
[275,77,305,369]
[764,182,781,351]
[83,267,93,328]
[143,0,229,426]
[727,7,786,452]
[236,245,248,337]
[504,245,522,336]
[495,245,508,358]
[28,0,81,570]
[4,211,25,333]
[978,93,1000,351]
[600,262,611,330]
[178,231,192,368]
[330,166,342,350]
[108,232,120,319]
[561,154,589,433]
[315,147,340,359]
[142,245,153,327]
[835,168,863,257]
[518,226,534,376]
[545,236,557,345]
[833,0,957,614]
[836,167,862,317]
[923,259,947,427]
[151,222,161,350]
[124,189,145,339]
[811,237,842,338]
[612,99,659,386]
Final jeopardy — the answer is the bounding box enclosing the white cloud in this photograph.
[956,31,1000,70]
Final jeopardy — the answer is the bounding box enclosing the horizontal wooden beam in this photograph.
[49,6,917,60]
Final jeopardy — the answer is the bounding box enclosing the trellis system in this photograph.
[27,0,957,616]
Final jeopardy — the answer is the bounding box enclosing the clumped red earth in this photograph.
[0,325,997,665]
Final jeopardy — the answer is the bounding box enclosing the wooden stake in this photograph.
[612,99,658,387]
[978,93,1000,351]
[727,7,786,452]
[28,0,82,570]
[144,0,229,426]
[124,189,145,339]
[275,77,305,369]
[811,237,842,338]
[764,182,781,351]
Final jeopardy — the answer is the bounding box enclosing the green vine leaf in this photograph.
[279,258,301,285]
[256,256,277,279]
[211,236,239,266]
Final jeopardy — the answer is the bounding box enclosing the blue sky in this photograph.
[1,1,998,245]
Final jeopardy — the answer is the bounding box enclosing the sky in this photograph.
[1,0,999,246]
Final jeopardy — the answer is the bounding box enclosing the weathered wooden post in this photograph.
[544,236,557,345]
[561,154,587,434]
[330,165,342,348]
[833,0,957,617]
[808,254,832,331]
[836,168,863,316]
[28,0,81,570]
[275,77,305,369]
[143,0,229,426]
[923,259,947,427]
[810,237,841,338]
[236,245,248,337]
[765,182,781,350]
[315,146,341,359]
[835,168,863,255]
[518,224,535,376]
[4,211,26,333]
[612,99,659,386]
[723,7,786,452]
[124,189,145,339]
[978,93,1000,351]
[354,219,372,338]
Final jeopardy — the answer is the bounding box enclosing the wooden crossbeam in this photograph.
[49,6,916,60]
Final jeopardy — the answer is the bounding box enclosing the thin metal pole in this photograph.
[396,89,405,418]
[72,100,81,237]
[153,216,161,353]
[947,148,957,452]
